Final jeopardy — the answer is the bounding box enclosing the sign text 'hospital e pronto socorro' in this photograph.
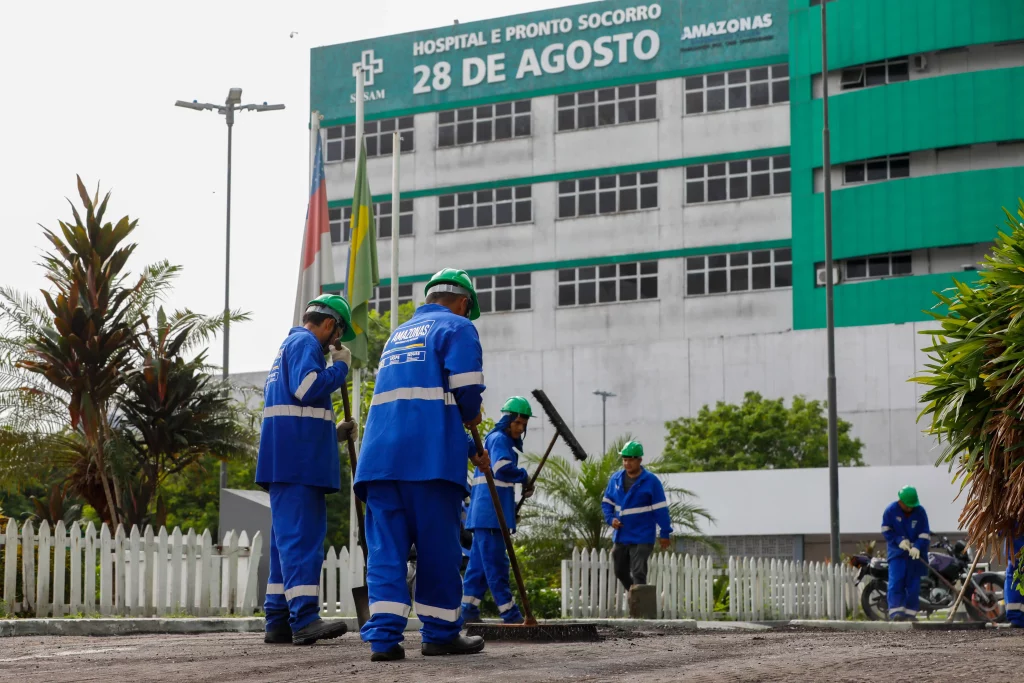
[310,0,787,125]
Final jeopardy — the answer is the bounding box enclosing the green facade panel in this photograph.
[791,67,1024,166]
[793,270,979,330]
[789,0,1024,77]
[797,166,1024,262]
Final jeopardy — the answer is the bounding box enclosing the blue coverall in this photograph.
[881,500,930,620]
[461,414,528,623]
[255,327,348,632]
[1006,534,1024,627]
[354,304,485,653]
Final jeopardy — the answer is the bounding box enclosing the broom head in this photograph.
[531,389,588,461]
[466,621,600,642]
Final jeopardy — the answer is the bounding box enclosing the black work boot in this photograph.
[370,645,406,662]
[421,634,485,656]
[292,618,349,645]
[264,626,292,644]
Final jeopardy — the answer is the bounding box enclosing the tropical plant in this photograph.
[520,435,714,551]
[914,199,1024,562]
[657,392,865,472]
[27,482,82,526]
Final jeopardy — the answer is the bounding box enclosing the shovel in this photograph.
[340,388,371,627]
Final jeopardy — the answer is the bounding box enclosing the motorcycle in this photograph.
[849,537,1006,621]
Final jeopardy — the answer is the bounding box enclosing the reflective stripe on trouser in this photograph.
[461,529,522,623]
[1006,563,1024,627]
[886,556,922,619]
[360,480,466,652]
[263,482,327,632]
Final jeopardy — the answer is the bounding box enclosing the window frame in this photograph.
[437,100,532,148]
[557,171,659,219]
[330,199,414,243]
[556,261,659,307]
[324,117,415,163]
[842,154,910,186]
[839,56,910,92]
[473,273,533,314]
[842,251,913,282]
[368,283,415,314]
[685,248,793,297]
[684,154,791,205]
[437,186,533,232]
[683,64,789,116]
[556,82,658,132]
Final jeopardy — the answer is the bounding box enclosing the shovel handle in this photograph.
[515,433,558,518]
[469,424,537,626]
[341,387,368,573]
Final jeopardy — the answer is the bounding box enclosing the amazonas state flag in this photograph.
[293,133,335,326]
[345,139,379,366]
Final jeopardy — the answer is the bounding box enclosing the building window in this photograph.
[557,83,657,131]
[840,57,909,90]
[843,154,910,184]
[325,117,415,162]
[369,284,414,314]
[685,155,790,204]
[330,200,414,243]
[558,171,658,219]
[438,186,532,231]
[843,252,912,281]
[684,65,789,116]
[557,261,658,307]
[438,101,531,147]
[474,274,531,313]
[686,248,792,296]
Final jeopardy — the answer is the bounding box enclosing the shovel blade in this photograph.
[353,585,370,628]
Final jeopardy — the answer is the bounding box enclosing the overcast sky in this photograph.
[0,0,590,373]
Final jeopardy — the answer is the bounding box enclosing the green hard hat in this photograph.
[898,486,920,508]
[425,268,480,321]
[306,294,356,342]
[501,396,533,418]
[620,441,644,459]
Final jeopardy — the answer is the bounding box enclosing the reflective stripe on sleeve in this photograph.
[495,460,514,472]
[414,601,461,622]
[372,386,455,406]
[497,600,517,614]
[284,584,320,601]
[881,526,891,532]
[449,371,485,389]
[918,533,930,540]
[294,371,318,401]
[471,476,514,488]
[462,595,482,606]
[263,405,334,422]
[266,583,284,595]
[370,601,412,618]
[651,501,668,511]
[602,497,616,506]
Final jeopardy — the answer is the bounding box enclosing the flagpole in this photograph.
[349,67,366,560]
[309,110,321,193]
[390,132,400,330]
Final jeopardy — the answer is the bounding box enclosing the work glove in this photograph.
[899,539,912,552]
[329,344,351,366]
[909,547,921,560]
[336,419,356,442]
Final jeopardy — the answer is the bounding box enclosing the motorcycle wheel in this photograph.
[965,573,1006,623]
[860,579,888,621]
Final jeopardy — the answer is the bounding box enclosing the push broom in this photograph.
[465,424,599,642]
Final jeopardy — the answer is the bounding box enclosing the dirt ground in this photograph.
[0,625,1021,683]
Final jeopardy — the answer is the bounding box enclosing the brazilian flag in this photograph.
[345,140,379,366]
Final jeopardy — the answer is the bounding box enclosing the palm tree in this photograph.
[520,435,715,551]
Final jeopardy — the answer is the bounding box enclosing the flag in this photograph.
[345,140,380,366]
[293,133,335,326]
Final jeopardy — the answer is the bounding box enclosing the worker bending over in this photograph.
[881,486,930,621]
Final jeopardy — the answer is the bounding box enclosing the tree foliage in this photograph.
[656,392,865,473]
[915,200,1024,561]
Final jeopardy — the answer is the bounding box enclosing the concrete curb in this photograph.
[695,620,772,631]
[0,617,424,638]
[789,619,912,631]
[546,618,698,629]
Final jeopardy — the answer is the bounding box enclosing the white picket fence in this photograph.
[318,544,365,616]
[562,549,860,621]
[0,519,262,617]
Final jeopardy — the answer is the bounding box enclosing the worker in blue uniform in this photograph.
[461,396,536,624]
[256,294,356,645]
[881,486,930,621]
[1006,533,1024,628]
[601,441,672,592]
[355,268,490,662]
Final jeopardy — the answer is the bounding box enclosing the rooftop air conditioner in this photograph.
[912,54,928,72]
[816,266,842,287]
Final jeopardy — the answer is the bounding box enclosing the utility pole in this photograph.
[593,390,616,455]
[175,89,285,489]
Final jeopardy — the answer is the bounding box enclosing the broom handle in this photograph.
[470,424,537,626]
[947,550,982,623]
[515,433,558,517]
[341,387,368,578]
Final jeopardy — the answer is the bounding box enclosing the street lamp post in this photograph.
[175,89,285,489]
[593,390,616,455]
